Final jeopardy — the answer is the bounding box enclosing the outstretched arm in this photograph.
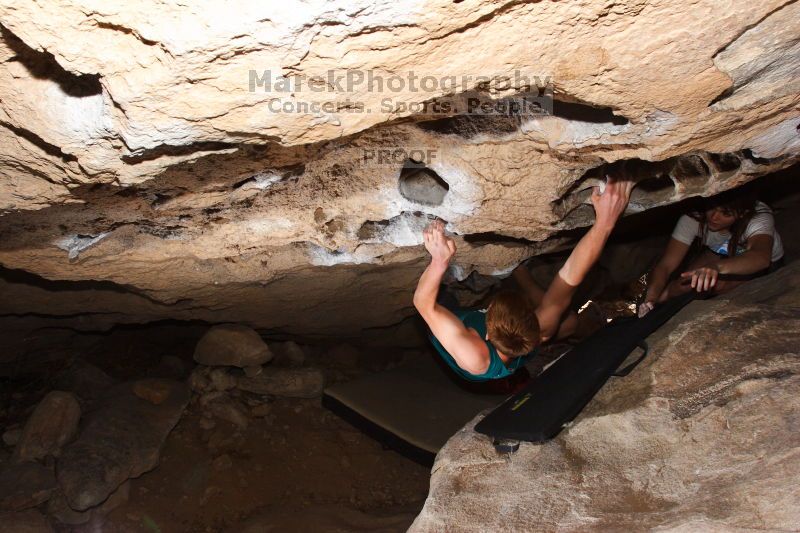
[535,179,634,342]
[638,237,691,316]
[413,220,489,374]
[679,233,773,292]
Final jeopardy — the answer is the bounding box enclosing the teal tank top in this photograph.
[430,309,534,382]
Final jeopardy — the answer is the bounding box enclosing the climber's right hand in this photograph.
[422,219,455,266]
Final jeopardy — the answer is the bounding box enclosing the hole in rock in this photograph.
[707,152,741,173]
[552,98,629,125]
[415,90,549,138]
[463,232,536,245]
[398,160,449,206]
[672,154,711,184]
[741,148,773,165]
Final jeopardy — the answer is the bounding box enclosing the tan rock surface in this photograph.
[409,263,800,532]
[0,1,798,342]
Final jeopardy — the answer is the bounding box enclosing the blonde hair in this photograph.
[485,291,540,357]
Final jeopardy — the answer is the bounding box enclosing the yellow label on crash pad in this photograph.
[510,393,531,411]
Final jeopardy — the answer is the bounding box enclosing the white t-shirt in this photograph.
[671,201,784,262]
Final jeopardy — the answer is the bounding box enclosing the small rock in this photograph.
[0,509,54,533]
[237,367,325,399]
[188,366,211,393]
[209,368,237,391]
[326,343,360,368]
[249,404,272,418]
[199,417,216,431]
[13,391,80,462]
[199,391,226,407]
[212,454,232,471]
[193,324,273,368]
[132,379,172,405]
[2,428,21,447]
[243,365,263,377]
[0,462,56,511]
[47,481,129,526]
[208,400,249,430]
[270,341,306,367]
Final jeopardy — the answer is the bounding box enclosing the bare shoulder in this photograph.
[452,329,492,375]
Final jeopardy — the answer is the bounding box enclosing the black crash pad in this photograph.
[324,294,694,464]
[474,292,694,443]
[322,355,507,465]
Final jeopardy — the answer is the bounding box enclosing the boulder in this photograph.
[56,379,189,511]
[13,391,80,462]
[193,324,272,368]
[237,367,325,399]
[0,462,55,511]
[410,265,800,532]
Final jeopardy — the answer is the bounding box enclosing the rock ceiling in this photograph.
[0,0,798,340]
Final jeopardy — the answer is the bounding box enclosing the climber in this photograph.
[413,178,635,382]
[638,188,784,317]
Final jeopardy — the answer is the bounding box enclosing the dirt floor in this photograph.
[0,325,431,533]
[101,395,430,532]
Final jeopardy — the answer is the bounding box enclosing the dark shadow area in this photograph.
[552,98,629,125]
[462,232,536,245]
[0,122,78,163]
[121,141,238,164]
[0,264,140,296]
[1,24,102,98]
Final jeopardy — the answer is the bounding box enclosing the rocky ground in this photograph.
[0,325,431,532]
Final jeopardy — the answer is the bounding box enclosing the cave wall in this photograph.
[0,0,799,347]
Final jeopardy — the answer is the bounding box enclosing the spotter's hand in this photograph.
[680,265,719,293]
[422,219,456,266]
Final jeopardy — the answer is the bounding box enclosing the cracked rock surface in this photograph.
[0,1,799,344]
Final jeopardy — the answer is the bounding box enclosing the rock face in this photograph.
[193,324,273,368]
[56,379,189,511]
[13,391,80,462]
[0,1,799,348]
[410,264,800,531]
